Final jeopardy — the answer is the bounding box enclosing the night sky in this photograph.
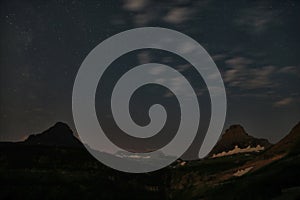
[0,0,299,146]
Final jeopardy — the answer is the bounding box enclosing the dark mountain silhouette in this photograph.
[23,122,82,147]
[209,124,272,157]
[264,121,300,156]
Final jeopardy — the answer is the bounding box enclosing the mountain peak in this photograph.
[223,124,249,137]
[53,121,69,128]
[209,124,271,157]
[228,124,245,130]
[24,122,82,147]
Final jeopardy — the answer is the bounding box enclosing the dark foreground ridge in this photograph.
[0,121,299,200]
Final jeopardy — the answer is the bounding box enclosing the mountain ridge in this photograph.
[263,121,300,157]
[18,122,300,160]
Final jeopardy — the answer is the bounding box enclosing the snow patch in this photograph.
[212,145,264,158]
[233,167,253,177]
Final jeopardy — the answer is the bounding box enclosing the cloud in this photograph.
[224,57,276,89]
[277,66,300,76]
[212,54,228,62]
[148,66,166,75]
[163,7,191,24]
[162,0,212,25]
[235,6,279,34]
[176,64,191,72]
[122,0,157,26]
[225,57,253,68]
[273,97,294,107]
[224,57,300,105]
[122,0,149,11]
[122,0,162,26]
[133,13,154,26]
[122,0,204,26]
[137,51,152,64]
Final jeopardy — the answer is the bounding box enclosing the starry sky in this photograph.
[0,0,300,147]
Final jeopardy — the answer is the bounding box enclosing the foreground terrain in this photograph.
[0,122,299,199]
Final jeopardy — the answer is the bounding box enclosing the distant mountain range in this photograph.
[21,122,297,159]
[21,122,270,158]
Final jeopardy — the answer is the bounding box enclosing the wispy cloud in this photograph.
[235,5,280,34]
[121,0,207,26]
[176,64,191,72]
[224,57,276,89]
[122,0,149,11]
[163,7,191,24]
[225,57,252,68]
[137,51,152,64]
[148,66,166,75]
[273,97,294,107]
[212,54,228,62]
[277,66,300,76]
[223,56,299,93]
[122,0,158,26]
[162,0,211,25]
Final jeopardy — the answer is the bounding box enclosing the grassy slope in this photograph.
[201,154,300,200]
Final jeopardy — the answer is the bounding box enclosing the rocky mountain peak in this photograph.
[209,124,271,157]
[24,122,82,147]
